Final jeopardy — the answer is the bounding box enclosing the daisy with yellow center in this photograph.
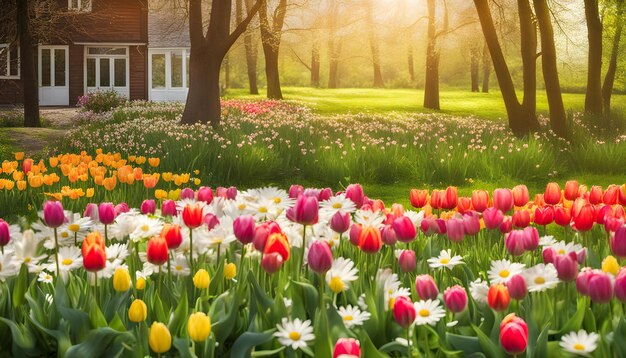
[413,299,446,326]
[559,330,598,355]
[488,259,525,284]
[427,249,464,270]
[337,305,371,329]
[274,318,315,351]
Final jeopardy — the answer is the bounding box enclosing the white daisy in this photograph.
[249,199,282,221]
[11,229,46,273]
[539,235,556,247]
[171,254,191,276]
[488,259,525,284]
[549,241,584,256]
[470,278,489,304]
[283,297,293,308]
[337,305,371,328]
[37,270,54,284]
[326,257,359,293]
[413,299,446,326]
[354,209,384,227]
[66,214,93,237]
[427,249,464,270]
[129,216,163,243]
[560,330,599,356]
[274,318,315,351]
[108,211,139,241]
[358,293,368,310]
[222,199,254,218]
[404,210,425,228]
[106,243,130,262]
[0,251,18,281]
[524,264,560,292]
[319,194,357,219]
[48,246,83,273]
[376,268,402,310]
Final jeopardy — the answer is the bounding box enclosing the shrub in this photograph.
[76,90,127,114]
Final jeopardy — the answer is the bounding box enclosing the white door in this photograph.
[85,47,129,98]
[39,46,69,106]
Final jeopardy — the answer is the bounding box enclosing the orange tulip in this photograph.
[457,197,472,214]
[512,185,529,207]
[471,190,490,212]
[487,284,510,311]
[410,189,429,208]
[82,232,106,272]
[359,225,382,254]
[564,180,579,201]
[148,158,160,167]
[143,174,159,189]
[103,177,117,191]
[544,182,561,205]
[264,232,291,261]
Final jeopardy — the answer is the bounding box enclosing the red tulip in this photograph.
[441,186,458,210]
[572,202,596,232]
[183,204,204,229]
[512,209,530,228]
[554,206,571,226]
[161,224,182,249]
[415,274,439,300]
[264,232,291,261]
[544,182,561,205]
[487,284,510,311]
[499,216,513,234]
[457,197,472,214]
[307,241,333,273]
[358,225,382,253]
[589,186,603,205]
[512,185,529,207]
[603,185,619,205]
[500,314,528,354]
[410,189,429,208]
[534,206,554,226]
[564,180,579,201]
[619,184,626,206]
[444,285,468,313]
[82,232,106,272]
[233,215,256,244]
[471,190,490,212]
[430,190,442,209]
[333,338,361,358]
[392,296,416,328]
[146,235,169,266]
[493,189,514,213]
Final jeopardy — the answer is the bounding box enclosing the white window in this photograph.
[0,43,20,79]
[85,46,129,98]
[68,0,91,12]
[148,49,190,101]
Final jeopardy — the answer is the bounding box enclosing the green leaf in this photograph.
[292,281,319,319]
[359,331,389,358]
[554,299,585,335]
[152,294,168,324]
[447,332,482,355]
[109,313,126,332]
[12,264,29,309]
[251,346,286,357]
[64,327,134,358]
[89,303,108,328]
[172,336,194,358]
[471,324,502,358]
[0,317,40,355]
[230,329,276,357]
[527,323,549,358]
[613,317,626,357]
[168,288,188,336]
[211,291,241,344]
[313,305,332,358]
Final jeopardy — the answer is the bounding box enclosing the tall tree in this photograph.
[584,0,603,116]
[365,0,384,87]
[237,0,259,94]
[408,41,415,83]
[602,0,625,117]
[328,0,340,88]
[259,0,287,99]
[423,0,442,109]
[311,34,321,87]
[518,0,537,118]
[470,46,480,92]
[473,0,539,136]
[481,41,491,92]
[181,0,263,126]
[533,0,568,138]
[17,0,39,127]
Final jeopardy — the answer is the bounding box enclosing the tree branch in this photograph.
[226,0,264,51]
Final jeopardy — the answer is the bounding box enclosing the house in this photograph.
[0,0,149,106]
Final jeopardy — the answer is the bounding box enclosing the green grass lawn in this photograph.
[225,87,626,120]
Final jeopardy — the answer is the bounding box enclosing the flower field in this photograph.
[0,169,626,356]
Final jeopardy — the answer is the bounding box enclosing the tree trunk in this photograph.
[18,0,40,127]
[408,42,415,82]
[238,0,259,94]
[533,0,568,138]
[518,0,538,123]
[471,47,480,92]
[423,0,440,110]
[366,0,384,87]
[473,0,533,137]
[481,40,490,92]
[259,0,286,99]
[328,1,340,88]
[602,0,623,117]
[311,38,320,87]
[584,0,603,116]
[223,54,230,90]
[182,48,222,126]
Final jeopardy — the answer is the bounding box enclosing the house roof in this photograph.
[148,2,190,48]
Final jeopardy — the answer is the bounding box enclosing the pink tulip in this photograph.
[611,226,626,258]
[522,227,539,251]
[261,252,284,274]
[44,201,65,228]
[330,211,351,234]
[180,188,195,200]
[415,274,439,300]
[443,285,468,313]
[114,202,129,216]
[446,217,465,242]
[493,188,514,213]
[499,216,513,234]
[233,215,256,244]
[392,296,416,328]
[576,268,594,296]
[140,199,156,215]
[505,230,526,256]
[204,213,219,231]
[286,195,319,226]
[398,250,416,273]
[345,184,365,208]
[197,187,214,204]
[319,188,333,201]
[349,224,362,246]
[588,271,613,303]
[614,268,626,302]
[83,203,99,222]
[483,207,504,229]
[0,220,10,246]
[542,247,557,264]
[307,241,333,273]
[393,216,416,243]
[381,225,397,246]
[554,253,578,281]
[333,338,361,358]
[463,212,481,236]
[506,274,527,300]
[288,184,304,199]
[161,200,177,217]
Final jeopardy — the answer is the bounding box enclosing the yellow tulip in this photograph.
[155,189,167,200]
[148,158,160,167]
[187,312,211,342]
[128,299,147,323]
[602,255,620,276]
[86,188,94,198]
[136,276,146,290]
[193,269,210,289]
[113,267,132,292]
[194,178,201,186]
[224,263,237,280]
[17,180,26,191]
[14,152,24,160]
[149,322,171,353]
